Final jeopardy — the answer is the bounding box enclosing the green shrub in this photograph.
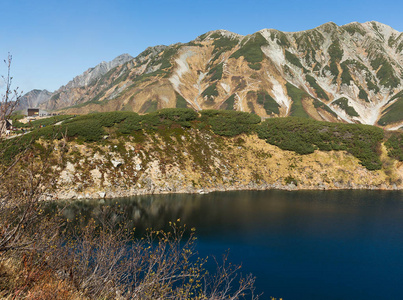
[46,111,137,141]
[257,117,384,170]
[62,119,106,142]
[65,111,134,128]
[328,61,339,78]
[247,63,261,70]
[270,30,291,47]
[116,114,143,134]
[0,133,33,164]
[200,110,261,137]
[141,108,198,130]
[385,133,403,161]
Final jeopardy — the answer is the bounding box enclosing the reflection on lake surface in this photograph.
[61,190,403,300]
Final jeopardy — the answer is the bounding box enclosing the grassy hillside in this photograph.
[4,109,402,174]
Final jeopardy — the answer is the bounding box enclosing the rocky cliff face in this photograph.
[42,53,134,110]
[30,21,403,129]
[47,130,402,200]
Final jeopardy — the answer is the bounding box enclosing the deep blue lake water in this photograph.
[66,190,403,299]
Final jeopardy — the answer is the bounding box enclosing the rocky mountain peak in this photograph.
[18,89,52,110]
[61,53,134,90]
[197,29,243,41]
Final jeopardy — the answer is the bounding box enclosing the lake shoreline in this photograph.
[48,181,402,201]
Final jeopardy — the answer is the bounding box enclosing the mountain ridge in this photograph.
[21,21,403,129]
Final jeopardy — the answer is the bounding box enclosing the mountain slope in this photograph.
[17,89,52,110]
[32,21,403,129]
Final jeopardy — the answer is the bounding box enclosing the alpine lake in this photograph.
[59,190,403,300]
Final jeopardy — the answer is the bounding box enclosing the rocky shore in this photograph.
[46,133,403,201]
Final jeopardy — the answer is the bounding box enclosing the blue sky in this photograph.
[1,0,402,94]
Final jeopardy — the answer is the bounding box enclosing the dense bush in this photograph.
[116,114,143,134]
[140,108,198,130]
[385,133,403,161]
[64,111,134,127]
[257,117,384,170]
[328,40,343,62]
[200,110,261,137]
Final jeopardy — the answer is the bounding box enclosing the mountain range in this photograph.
[20,21,403,129]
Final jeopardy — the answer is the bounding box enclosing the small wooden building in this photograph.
[27,108,40,117]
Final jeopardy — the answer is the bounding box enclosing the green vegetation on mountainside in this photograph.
[208,63,223,81]
[358,88,370,102]
[332,98,359,117]
[312,99,338,117]
[220,94,236,110]
[342,23,367,36]
[3,108,398,171]
[200,110,261,137]
[370,55,400,88]
[378,91,403,126]
[210,33,239,62]
[14,115,74,129]
[248,90,280,115]
[201,83,219,102]
[286,83,311,118]
[324,40,344,82]
[305,75,329,100]
[230,32,266,70]
[269,30,291,47]
[385,133,403,161]
[257,117,384,170]
[285,50,304,69]
[176,93,188,108]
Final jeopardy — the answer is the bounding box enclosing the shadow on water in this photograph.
[49,190,403,300]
